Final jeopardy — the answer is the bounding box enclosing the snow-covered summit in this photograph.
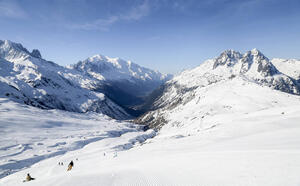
[0,40,129,119]
[72,54,171,82]
[240,48,279,77]
[173,49,299,94]
[213,48,277,76]
[213,49,242,69]
[0,40,42,60]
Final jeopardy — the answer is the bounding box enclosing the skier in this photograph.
[23,173,35,182]
[67,160,74,171]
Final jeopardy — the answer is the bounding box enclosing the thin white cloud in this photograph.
[121,0,150,21]
[69,0,150,31]
[0,0,27,19]
[70,16,119,31]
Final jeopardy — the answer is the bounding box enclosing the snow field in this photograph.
[0,98,154,179]
[1,101,300,185]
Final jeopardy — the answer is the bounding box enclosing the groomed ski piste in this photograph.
[1,77,300,186]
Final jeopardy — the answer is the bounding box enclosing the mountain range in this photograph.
[135,49,300,129]
[1,40,299,125]
[0,40,170,119]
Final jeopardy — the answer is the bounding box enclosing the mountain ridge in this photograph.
[135,49,300,129]
[1,40,299,122]
[0,39,172,118]
[71,53,172,95]
[0,40,130,119]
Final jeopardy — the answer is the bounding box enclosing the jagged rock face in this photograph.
[31,49,42,58]
[211,49,299,95]
[135,49,300,129]
[240,49,279,77]
[213,50,242,69]
[0,40,31,60]
[0,40,130,119]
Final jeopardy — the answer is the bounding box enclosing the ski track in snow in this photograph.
[0,98,155,180]
[1,99,300,186]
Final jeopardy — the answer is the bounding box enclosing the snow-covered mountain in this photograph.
[0,40,129,119]
[72,54,171,85]
[271,58,300,80]
[1,45,300,186]
[71,54,172,109]
[135,49,300,129]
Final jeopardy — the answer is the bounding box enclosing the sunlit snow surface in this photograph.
[272,58,300,80]
[0,98,155,179]
[1,80,300,185]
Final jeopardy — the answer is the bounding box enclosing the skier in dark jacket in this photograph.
[23,173,35,182]
[67,160,74,171]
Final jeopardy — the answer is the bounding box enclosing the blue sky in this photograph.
[0,0,299,74]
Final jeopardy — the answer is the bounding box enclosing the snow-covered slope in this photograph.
[0,98,155,179]
[0,40,129,119]
[135,49,300,129]
[1,95,300,186]
[71,54,172,108]
[271,58,300,80]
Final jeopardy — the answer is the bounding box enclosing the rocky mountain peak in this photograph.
[213,49,242,69]
[31,49,42,58]
[87,54,107,62]
[0,40,44,60]
[0,40,31,60]
[250,48,261,55]
[240,49,278,77]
